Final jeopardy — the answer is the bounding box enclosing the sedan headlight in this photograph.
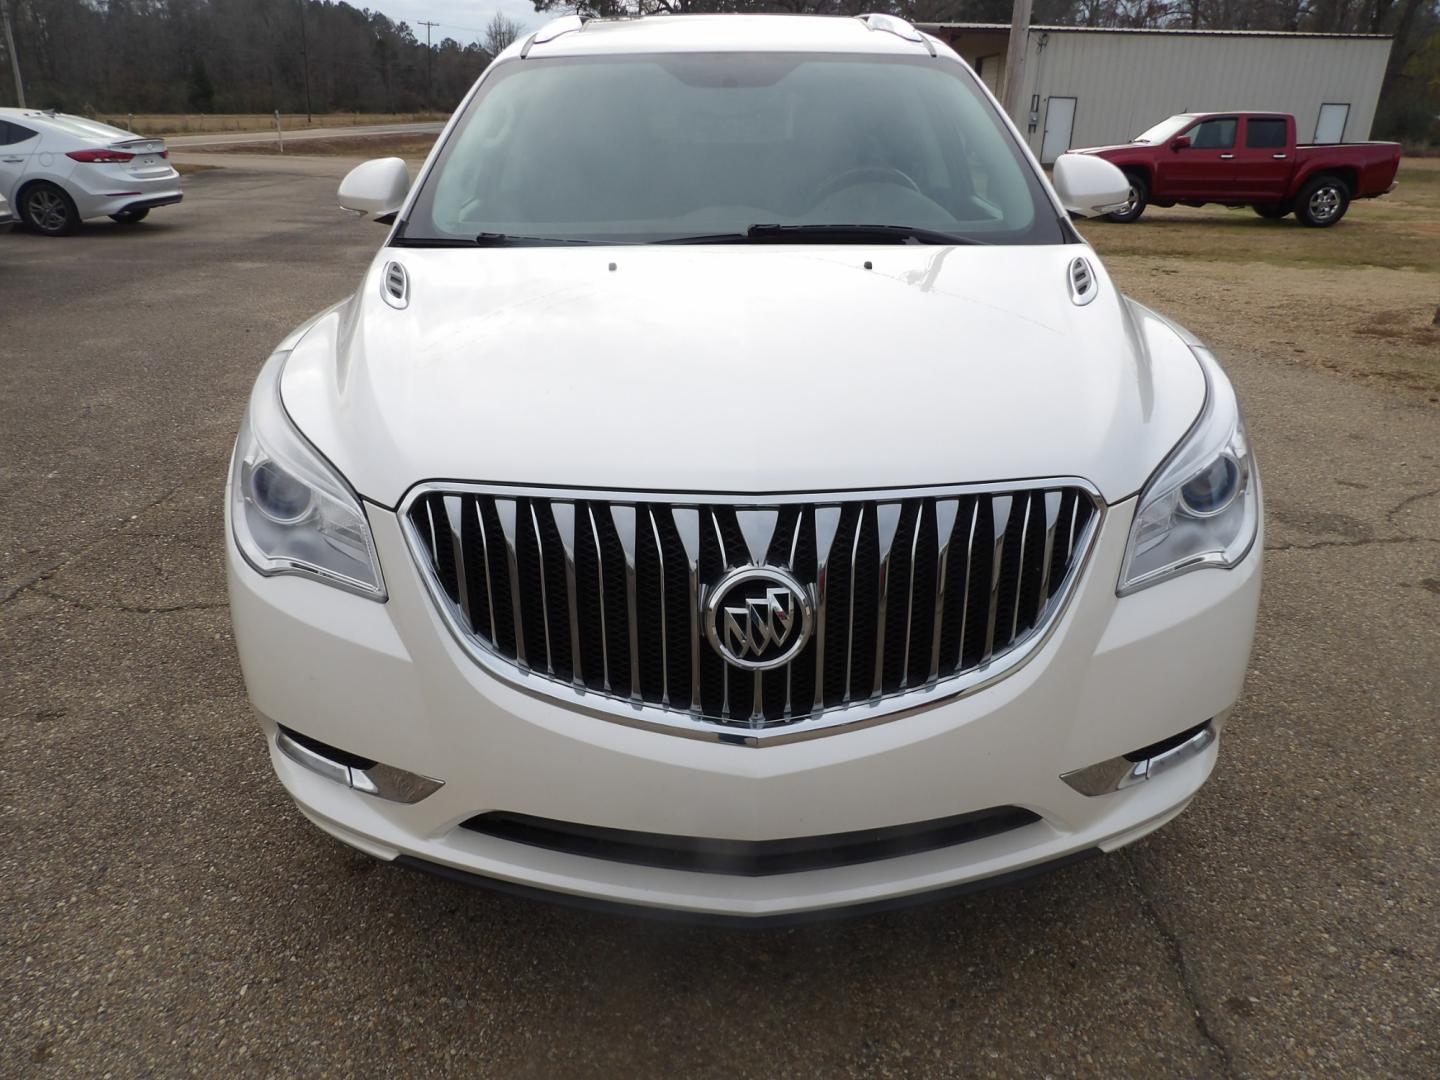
[229,351,385,599]
[1117,346,1259,595]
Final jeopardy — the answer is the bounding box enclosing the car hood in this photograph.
[281,244,1204,507]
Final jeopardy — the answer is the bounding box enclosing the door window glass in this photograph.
[0,121,38,146]
[1245,118,1287,149]
[1188,118,1236,150]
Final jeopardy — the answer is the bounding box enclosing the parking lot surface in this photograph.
[2,163,1437,1078]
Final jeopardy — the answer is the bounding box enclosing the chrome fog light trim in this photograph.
[1060,721,1216,797]
[276,728,444,804]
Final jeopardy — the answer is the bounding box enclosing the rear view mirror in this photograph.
[1051,153,1131,218]
[338,157,411,222]
[1171,135,1192,151]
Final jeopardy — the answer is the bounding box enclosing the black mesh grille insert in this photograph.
[462,806,1041,876]
[406,486,1099,731]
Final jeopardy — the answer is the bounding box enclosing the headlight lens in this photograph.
[229,351,385,598]
[1117,346,1259,595]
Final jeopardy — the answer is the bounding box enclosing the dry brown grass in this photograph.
[1082,158,1440,398]
[93,112,448,136]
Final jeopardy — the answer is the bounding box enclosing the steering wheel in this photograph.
[810,165,922,205]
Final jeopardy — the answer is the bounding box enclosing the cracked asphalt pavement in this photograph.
[2,164,1437,1078]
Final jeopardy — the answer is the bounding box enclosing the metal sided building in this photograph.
[921,25,1394,164]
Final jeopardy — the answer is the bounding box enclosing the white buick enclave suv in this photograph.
[226,14,1262,923]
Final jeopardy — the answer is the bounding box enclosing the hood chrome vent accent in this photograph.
[381,260,409,309]
[1067,256,1098,306]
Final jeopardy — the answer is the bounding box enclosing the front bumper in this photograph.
[228,496,1261,920]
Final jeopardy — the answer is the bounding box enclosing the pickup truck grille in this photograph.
[403,483,1100,739]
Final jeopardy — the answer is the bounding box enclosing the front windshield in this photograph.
[1132,115,1195,144]
[402,53,1065,246]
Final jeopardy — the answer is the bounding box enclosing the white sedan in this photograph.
[0,109,182,236]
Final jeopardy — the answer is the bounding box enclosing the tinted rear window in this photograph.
[1246,118,1287,149]
[0,121,37,145]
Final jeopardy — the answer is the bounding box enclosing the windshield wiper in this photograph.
[474,232,610,246]
[390,232,612,248]
[657,223,987,246]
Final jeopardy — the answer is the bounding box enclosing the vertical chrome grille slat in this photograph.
[1037,491,1063,623]
[494,499,527,671]
[612,505,642,705]
[472,497,497,642]
[552,501,583,688]
[784,513,804,719]
[647,507,670,707]
[1009,494,1034,643]
[710,508,731,720]
[587,504,611,693]
[956,499,980,674]
[871,503,903,700]
[811,506,843,716]
[842,506,865,706]
[899,502,924,690]
[672,508,702,715]
[983,495,1013,664]
[406,484,1098,733]
[929,498,960,683]
[443,496,471,628]
[528,502,554,674]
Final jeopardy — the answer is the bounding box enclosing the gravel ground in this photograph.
[1,161,1437,1078]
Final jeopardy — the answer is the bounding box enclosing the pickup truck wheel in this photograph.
[1296,175,1350,228]
[1105,175,1148,223]
[1252,203,1291,219]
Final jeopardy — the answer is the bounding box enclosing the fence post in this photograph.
[274,109,284,154]
[127,113,133,132]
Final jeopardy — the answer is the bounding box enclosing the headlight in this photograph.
[1117,346,1259,595]
[229,351,385,599]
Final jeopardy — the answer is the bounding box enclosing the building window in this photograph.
[1246,118,1288,149]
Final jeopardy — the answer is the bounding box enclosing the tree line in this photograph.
[0,1,522,117]
[0,0,1435,140]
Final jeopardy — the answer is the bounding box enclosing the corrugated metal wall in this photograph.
[1019,31,1392,161]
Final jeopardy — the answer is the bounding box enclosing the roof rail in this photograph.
[856,13,936,56]
[520,14,586,58]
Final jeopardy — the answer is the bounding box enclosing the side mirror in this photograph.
[1051,153,1131,218]
[338,157,411,222]
[1171,135,1191,151]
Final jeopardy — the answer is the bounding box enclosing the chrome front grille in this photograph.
[402,482,1101,740]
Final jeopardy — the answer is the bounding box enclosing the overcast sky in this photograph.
[378,0,543,48]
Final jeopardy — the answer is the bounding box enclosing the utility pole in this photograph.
[297,0,313,122]
[1001,0,1031,125]
[417,20,439,110]
[0,0,24,109]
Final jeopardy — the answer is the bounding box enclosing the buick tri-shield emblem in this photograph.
[703,567,814,671]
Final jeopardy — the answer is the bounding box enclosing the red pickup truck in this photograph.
[1070,112,1400,227]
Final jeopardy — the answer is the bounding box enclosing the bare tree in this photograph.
[484,12,523,57]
